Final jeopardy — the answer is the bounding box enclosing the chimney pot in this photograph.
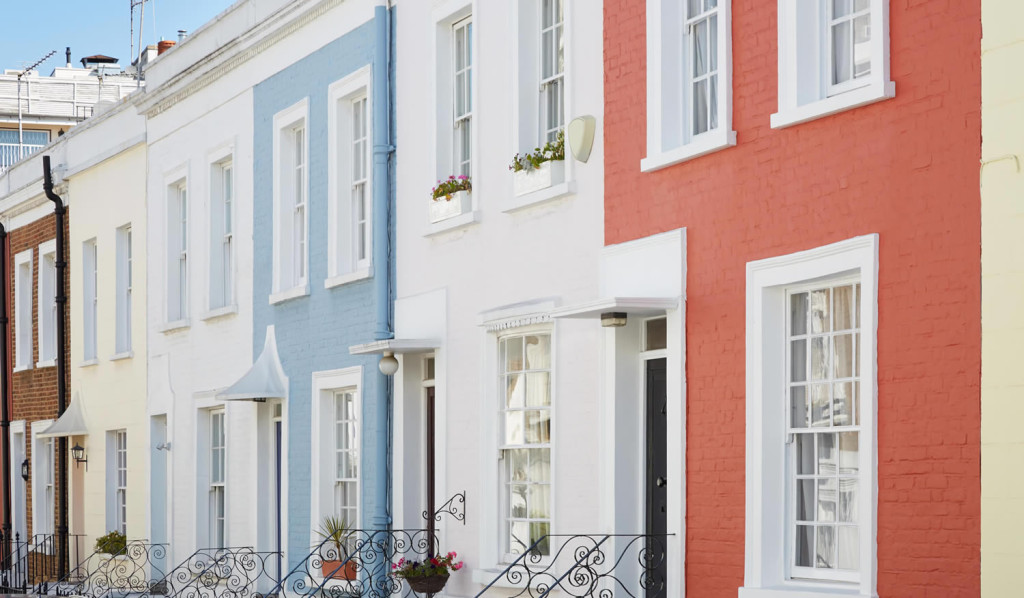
[177,30,188,43]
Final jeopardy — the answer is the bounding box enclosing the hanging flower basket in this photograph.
[405,574,449,594]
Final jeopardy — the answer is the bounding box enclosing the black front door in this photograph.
[645,358,668,598]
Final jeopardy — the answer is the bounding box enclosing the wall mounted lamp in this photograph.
[71,443,88,470]
[568,115,596,163]
[379,351,399,376]
[155,442,172,451]
[20,459,29,482]
[600,312,628,328]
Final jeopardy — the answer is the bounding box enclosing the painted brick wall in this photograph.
[6,209,70,540]
[604,1,981,596]
[252,17,392,566]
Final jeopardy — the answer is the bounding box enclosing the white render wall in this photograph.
[394,1,607,595]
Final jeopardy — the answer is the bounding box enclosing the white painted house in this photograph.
[384,2,685,596]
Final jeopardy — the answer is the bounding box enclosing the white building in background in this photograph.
[382,3,683,596]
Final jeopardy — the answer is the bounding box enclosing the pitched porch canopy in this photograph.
[217,326,288,401]
[38,393,89,438]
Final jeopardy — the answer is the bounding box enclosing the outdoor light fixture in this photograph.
[379,351,399,376]
[71,443,88,469]
[21,459,29,482]
[568,115,596,163]
[600,312,628,328]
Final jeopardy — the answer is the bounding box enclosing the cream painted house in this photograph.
[981,0,1024,594]
[66,130,148,551]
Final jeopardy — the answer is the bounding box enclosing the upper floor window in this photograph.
[272,100,309,299]
[499,332,553,559]
[14,250,33,370]
[540,0,564,143]
[643,0,735,172]
[771,0,894,128]
[453,16,473,178]
[115,225,132,354]
[327,69,372,285]
[167,181,189,323]
[82,239,98,361]
[210,160,234,310]
[38,241,57,365]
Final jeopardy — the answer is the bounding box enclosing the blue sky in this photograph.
[0,0,235,72]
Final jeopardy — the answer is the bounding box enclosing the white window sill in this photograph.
[35,359,56,369]
[78,359,99,368]
[739,585,876,598]
[13,364,32,373]
[269,284,310,305]
[202,304,239,321]
[109,351,133,362]
[502,181,575,214]
[325,267,373,289]
[471,568,528,589]
[771,80,896,129]
[160,319,191,334]
[425,210,481,237]
[641,129,737,173]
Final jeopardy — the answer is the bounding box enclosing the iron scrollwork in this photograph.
[54,541,168,598]
[422,491,467,526]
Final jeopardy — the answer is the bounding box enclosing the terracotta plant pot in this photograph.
[321,559,358,580]
[405,574,449,594]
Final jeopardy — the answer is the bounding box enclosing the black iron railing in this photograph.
[475,534,672,598]
[0,531,84,594]
[269,529,437,598]
[137,547,281,598]
[52,541,168,598]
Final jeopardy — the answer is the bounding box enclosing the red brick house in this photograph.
[603,1,981,596]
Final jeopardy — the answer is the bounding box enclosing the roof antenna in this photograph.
[15,50,57,161]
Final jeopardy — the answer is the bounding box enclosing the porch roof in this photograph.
[38,393,89,438]
[549,297,679,319]
[348,338,440,356]
[217,325,288,401]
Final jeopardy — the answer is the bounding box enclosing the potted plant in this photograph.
[95,530,128,556]
[391,551,464,595]
[315,515,357,581]
[509,130,565,196]
[430,175,472,223]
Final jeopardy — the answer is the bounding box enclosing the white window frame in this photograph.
[497,328,554,562]
[209,154,236,312]
[327,67,373,288]
[14,249,33,371]
[271,99,310,303]
[36,240,57,367]
[31,420,55,537]
[107,429,128,535]
[741,234,878,598]
[165,178,190,326]
[310,367,363,543]
[452,16,473,178]
[115,225,133,357]
[209,408,227,549]
[82,239,98,362]
[771,0,894,129]
[643,0,735,172]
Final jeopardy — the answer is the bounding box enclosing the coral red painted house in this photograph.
[603,0,981,596]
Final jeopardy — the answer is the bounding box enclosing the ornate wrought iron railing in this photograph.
[474,534,671,598]
[268,529,437,598]
[51,541,168,598]
[137,547,281,598]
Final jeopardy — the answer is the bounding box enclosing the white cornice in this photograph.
[137,0,345,118]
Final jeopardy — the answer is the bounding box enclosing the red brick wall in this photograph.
[4,209,70,540]
[604,2,981,596]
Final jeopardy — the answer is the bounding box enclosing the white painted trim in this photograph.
[201,304,240,321]
[268,284,310,305]
[109,351,134,362]
[640,130,737,172]
[31,419,55,537]
[13,249,33,371]
[327,66,373,280]
[159,319,191,334]
[4,201,53,233]
[742,234,879,596]
[424,209,481,237]
[501,181,575,214]
[770,82,895,129]
[272,98,310,295]
[324,267,373,290]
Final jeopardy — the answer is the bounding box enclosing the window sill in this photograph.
[160,319,191,334]
[35,359,56,369]
[502,181,575,214]
[641,129,737,173]
[78,359,99,368]
[109,351,133,362]
[325,267,373,289]
[771,80,896,129]
[739,585,876,598]
[13,364,32,373]
[202,304,239,322]
[425,210,480,237]
[269,284,310,305]
[471,568,528,589]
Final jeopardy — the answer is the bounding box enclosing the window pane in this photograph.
[833,286,855,331]
[508,449,527,482]
[526,373,550,407]
[506,337,524,371]
[528,449,551,482]
[791,386,809,428]
[796,480,815,521]
[795,525,814,567]
[832,21,853,85]
[853,15,871,79]
[810,337,829,380]
[817,433,836,475]
[709,15,718,71]
[817,478,836,522]
[834,334,854,379]
[833,382,855,426]
[837,526,859,570]
[509,521,529,555]
[687,0,701,16]
[505,411,524,445]
[530,522,550,556]
[838,432,858,474]
[645,318,667,351]
[506,374,525,408]
[525,410,550,443]
[791,339,807,382]
[709,74,719,130]
[524,335,551,369]
[816,526,836,569]
[810,290,831,333]
[509,485,527,518]
[810,384,830,427]
[832,0,852,17]
[693,20,708,77]
[839,479,858,523]
[693,81,708,136]
[795,433,815,475]
[529,485,550,518]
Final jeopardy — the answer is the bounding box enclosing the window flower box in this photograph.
[430,190,472,223]
[513,159,565,196]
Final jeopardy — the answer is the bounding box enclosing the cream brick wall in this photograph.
[981,0,1024,594]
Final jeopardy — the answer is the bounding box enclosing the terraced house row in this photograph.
[0,0,1012,596]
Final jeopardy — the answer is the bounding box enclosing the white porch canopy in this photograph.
[217,325,288,401]
[549,297,679,320]
[38,393,89,438]
[348,338,440,356]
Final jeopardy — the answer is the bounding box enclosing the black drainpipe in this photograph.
[0,221,10,563]
[42,156,68,577]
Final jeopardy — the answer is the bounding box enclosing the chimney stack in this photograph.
[65,47,71,68]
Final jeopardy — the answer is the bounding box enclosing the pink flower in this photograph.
[447,551,456,559]
[392,564,397,570]
[458,175,468,180]
[453,562,464,571]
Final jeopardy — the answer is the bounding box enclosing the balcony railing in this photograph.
[475,534,672,598]
[0,142,47,174]
[0,531,86,594]
[52,541,168,598]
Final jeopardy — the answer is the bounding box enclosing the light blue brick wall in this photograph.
[252,16,393,567]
